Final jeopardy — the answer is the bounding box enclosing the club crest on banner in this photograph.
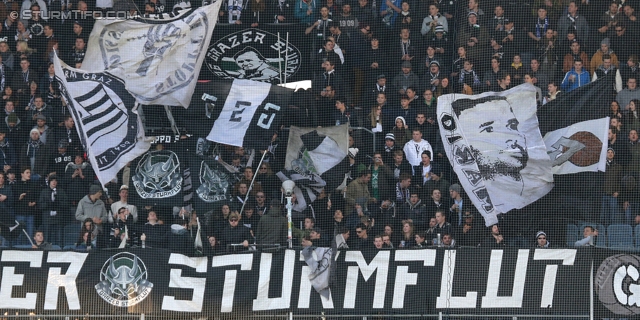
[95,252,153,307]
[132,150,182,198]
[596,254,640,315]
[205,29,301,82]
[197,160,230,202]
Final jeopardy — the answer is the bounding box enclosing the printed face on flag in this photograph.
[438,85,554,226]
[457,97,528,182]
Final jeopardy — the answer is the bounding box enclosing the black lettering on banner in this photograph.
[230,101,250,122]
[462,169,482,186]
[473,187,494,212]
[453,145,475,165]
[439,113,462,144]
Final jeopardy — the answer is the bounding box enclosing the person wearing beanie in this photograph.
[590,37,619,74]
[37,175,69,246]
[535,231,549,248]
[391,115,411,147]
[75,184,108,231]
[20,127,49,181]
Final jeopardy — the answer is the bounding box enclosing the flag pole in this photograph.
[238,148,269,215]
[284,32,289,85]
[277,32,283,85]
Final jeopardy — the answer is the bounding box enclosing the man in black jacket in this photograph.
[38,175,69,246]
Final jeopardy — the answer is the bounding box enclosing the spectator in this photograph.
[562,39,589,74]
[421,4,448,37]
[481,224,507,247]
[390,116,411,147]
[65,153,92,205]
[219,212,252,252]
[20,128,49,181]
[441,232,455,247]
[575,225,598,246]
[592,54,623,94]
[433,210,452,236]
[601,148,622,225]
[392,61,419,97]
[354,222,371,249]
[403,129,433,167]
[31,230,54,250]
[535,231,550,248]
[398,219,415,247]
[75,184,108,231]
[561,59,590,92]
[557,1,589,45]
[38,175,68,246]
[402,190,427,229]
[109,185,138,224]
[140,210,167,248]
[456,210,481,246]
[591,38,619,74]
[617,77,640,110]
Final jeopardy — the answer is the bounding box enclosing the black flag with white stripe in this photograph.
[53,57,152,187]
[206,79,293,150]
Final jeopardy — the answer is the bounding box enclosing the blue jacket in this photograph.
[561,68,590,92]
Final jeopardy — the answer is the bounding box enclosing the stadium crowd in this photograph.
[0,0,637,255]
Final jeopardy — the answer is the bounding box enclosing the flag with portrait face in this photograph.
[437,84,554,226]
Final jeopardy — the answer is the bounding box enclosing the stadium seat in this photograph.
[635,225,640,249]
[63,223,82,247]
[579,223,606,246]
[566,224,580,247]
[607,224,634,250]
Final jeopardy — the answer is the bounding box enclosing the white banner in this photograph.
[437,84,554,226]
[83,3,221,107]
[54,57,152,187]
[544,117,609,174]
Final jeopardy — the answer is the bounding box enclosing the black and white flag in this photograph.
[276,125,349,212]
[437,84,554,226]
[206,79,293,150]
[544,117,609,174]
[54,57,152,187]
[83,2,222,107]
[538,74,614,175]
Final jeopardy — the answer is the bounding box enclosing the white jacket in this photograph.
[403,139,433,166]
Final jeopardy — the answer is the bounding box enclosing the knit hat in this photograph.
[7,113,17,124]
[89,184,102,195]
[29,128,40,136]
[377,74,386,80]
[430,60,440,67]
[467,11,477,17]
[385,133,395,141]
[401,61,412,68]
[449,183,462,193]
[608,147,615,154]
[395,116,406,127]
[35,114,46,121]
[348,147,359,158]
[434,25,445,33]
[536,231,547,239]
[57,139,68,149]
[601,38,610,46]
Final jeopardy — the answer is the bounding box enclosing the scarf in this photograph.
[536,17,548,38]
[395,182,409,203]
[26,139,41,158]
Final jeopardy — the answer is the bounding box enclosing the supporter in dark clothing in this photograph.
[219,212,253,252]
[481,224,507,248]
[140,210,167,248]
[38,176,69,246]
[256,200,287,246]
[14,167,39,237]
[455,210,482,247]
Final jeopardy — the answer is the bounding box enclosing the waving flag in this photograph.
[53,57,152,187]
[83,2,222,107]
